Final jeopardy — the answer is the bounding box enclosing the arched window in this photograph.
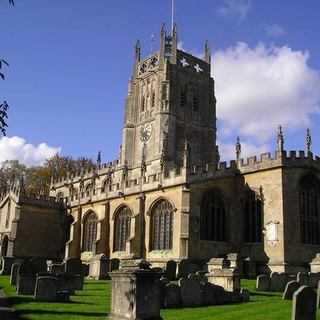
[200,190,226,241]
[150,199,174,250]
[114,206,131,252]
[82,211,98,252]
[5,201,11,229]
[299,175,320,244]
[244,189,263,243]
[85,184,92,198]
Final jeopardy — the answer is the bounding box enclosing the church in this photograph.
[50,24,320,275]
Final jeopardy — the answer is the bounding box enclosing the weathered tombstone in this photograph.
[292,286,316,320]
[283,281,300,300]
[240,288,250,302]
[278,273,289,292]
[201,282,224,305]
[256,274,270,291]
[270,272,281,291]
[110,258,120,271]
[166,260,177,281]
[109,260,162,320]
[10,263,21,286]
[0,257,17,275]
[179,275,202,307]
[16,261,36,295]
[89,254,109,280]
[163,283,181,308]
[297,272,310,286]
[65,257,82,275]
[310,254,320,273]
[34,276,58,302]
[178,260,199,278]
[309,273,320,288]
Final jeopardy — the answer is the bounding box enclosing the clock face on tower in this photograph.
[140,123,153,143]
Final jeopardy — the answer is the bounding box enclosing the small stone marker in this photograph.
[256,274,270,291]
[34,276,57,302]
[292,286,316,320]
[166,260,177,281]
[163,283,181,308]
[283,281,300,300]
[10,263,20,286]
[179,275,202,307]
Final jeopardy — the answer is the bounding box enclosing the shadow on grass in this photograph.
[16,309,108,318]
[250,292,280,297]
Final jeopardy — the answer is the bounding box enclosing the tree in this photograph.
[0,1,14,136]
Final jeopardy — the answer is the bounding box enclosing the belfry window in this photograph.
[244,190,263,243]
[180,90,187,108]
[83,211,98,252]
[114,206,131,252]
[193,93,199,111]
[200,190,226,241]
[299,175,320,244]
[150,199,173,250]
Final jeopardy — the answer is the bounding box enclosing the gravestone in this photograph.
[89,254,109,280]
[163,283,181,308]
[50,263,65,273]
[179,275,202,307]
[309,273,320,288]
[240,288,250,302]
[292,286,316,320]
[65,257,82,275]
[256,274,270,291]
[283,281,300,300]
[201,283,224,305]
[297,272,310,286]
[16,260,37,295]
[109,261,161,320]
[178,260,199,279]
[10,263,21,286]
[278,273,289,292]
[270,272,281,291]
[166,260,177,281]
[0,257,16,275]
[34,276,58,302]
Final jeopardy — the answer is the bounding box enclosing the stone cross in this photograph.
[194,64,203,73]
[180,58,189,67]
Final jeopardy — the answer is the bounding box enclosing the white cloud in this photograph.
[265,24,287,37]
[218,140,269,161]
[218,0,251,20]
[213,42,320,145]
[0,136,61,166]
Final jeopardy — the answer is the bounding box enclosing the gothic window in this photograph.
[85,184,92,198]
[150,199,174,250]
[101,180,108,193]
[244,189,263,243]
[299,175,320,244]
[141,96,145,112]
[200,190,226,241]
[5,201,11,229]
[114,206,131,252]
[82,211,98,252]
[57,192,64,201]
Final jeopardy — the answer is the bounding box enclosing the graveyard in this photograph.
[0,277,313,320]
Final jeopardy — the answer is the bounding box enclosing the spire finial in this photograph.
[306,128,312,154]
[236,136,241,161]
[205,40,211,64]
[97,151,101,167]
[277,125,284,152]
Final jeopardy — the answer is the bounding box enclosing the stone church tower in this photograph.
[121,24,217,170]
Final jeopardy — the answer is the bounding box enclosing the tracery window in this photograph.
[200,190,226,241]
[114,206,131,252]
[299,175,320,244]
[244,189,263,243]
[85,184,92,198]
[150,199,173,250]
[151,91,156,108]
[5,201,11,229]
[82,211,98,252]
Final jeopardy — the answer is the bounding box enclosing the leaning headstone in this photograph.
[256,274,270,291]
[283,281,300,300]
[163,283,181,308]
[179,275,202,307]
[166,260,177,281]
[292,286,316,320]
[89,254,109,280]
[270,272,281,291]
[34,276,58,302]
[10,263,21,286]
[297,272,310,286]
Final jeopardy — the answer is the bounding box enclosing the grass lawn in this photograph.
[0,276,319,320]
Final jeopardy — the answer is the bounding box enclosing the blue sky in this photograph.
[1,0,320,165]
